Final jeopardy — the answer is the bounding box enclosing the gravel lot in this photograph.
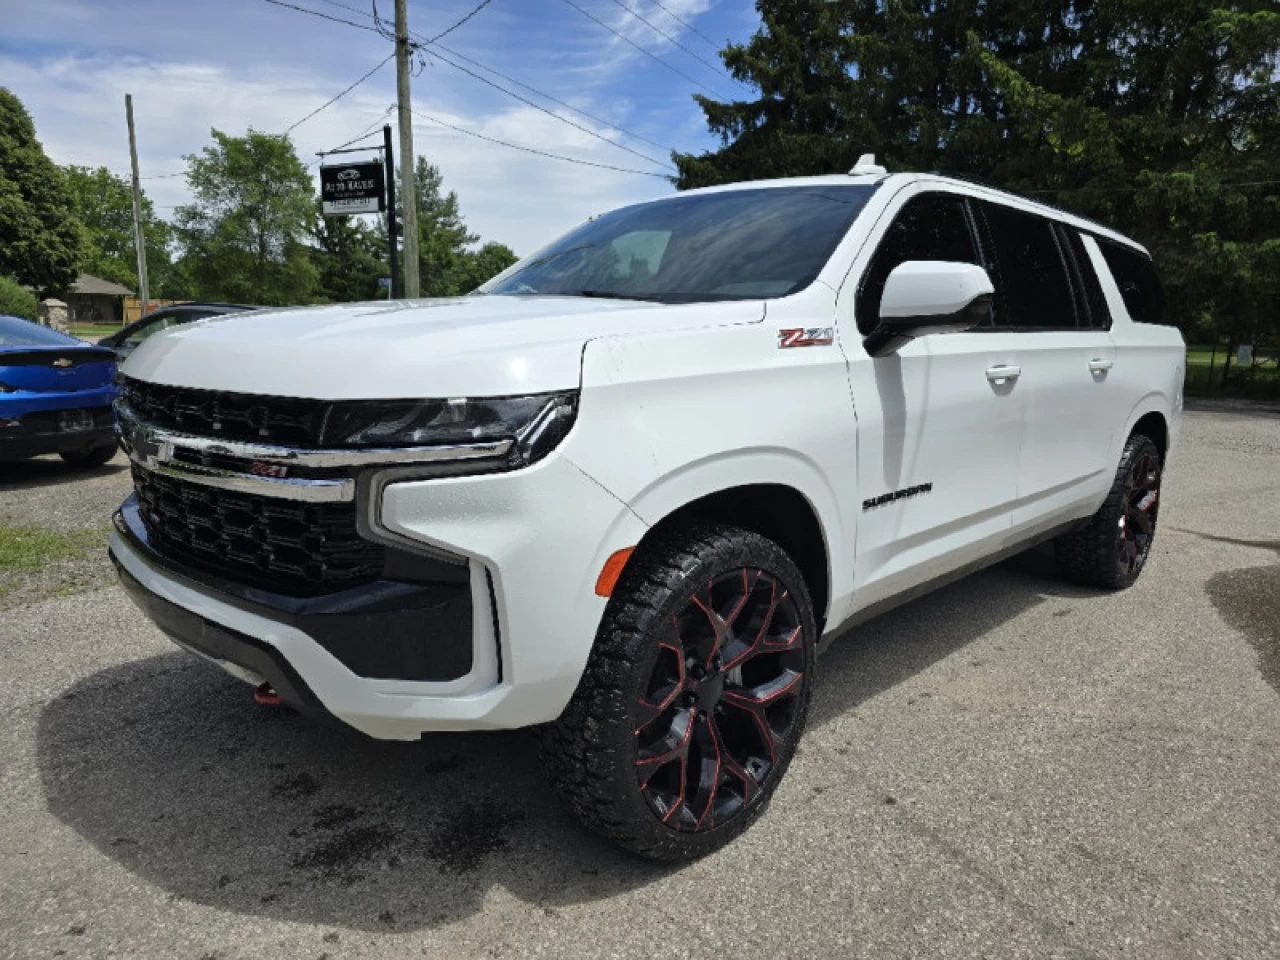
[1,406,1278,959]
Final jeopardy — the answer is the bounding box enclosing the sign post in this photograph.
[382,125,401,299]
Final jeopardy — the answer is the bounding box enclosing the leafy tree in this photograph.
[674,1,1280,347]
[311,201,388,302]
[0,275,38,320]
[456,241,519,291]
[174,129,317,305]
[0,88,82,293]
[62,165,176,296]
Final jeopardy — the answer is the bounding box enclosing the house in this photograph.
[65,274,134,325]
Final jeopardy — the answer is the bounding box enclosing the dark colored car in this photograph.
[98,302,256,360]
[0,314,118,466]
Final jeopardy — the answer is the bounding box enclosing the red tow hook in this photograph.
[254,682,283,707]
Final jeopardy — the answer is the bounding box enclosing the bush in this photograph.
[0,275,38,320]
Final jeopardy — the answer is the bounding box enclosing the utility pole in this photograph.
[125,94,151,315]
[394,0,421,297]
[382,124,401,299]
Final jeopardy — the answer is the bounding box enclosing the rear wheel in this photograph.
[1055,433,1162,589]
[544,524,815,861]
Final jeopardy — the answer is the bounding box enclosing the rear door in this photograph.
[973,201,1119,532]
[844,187,1025,610]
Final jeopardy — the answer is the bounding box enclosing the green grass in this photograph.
[67,324,120,343]
[0,525,106,574]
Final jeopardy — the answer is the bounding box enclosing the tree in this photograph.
[674,1,1280,342]
[455,241,518,291]
[413,157,478,296]
[0,88,82,293]
[174,129,317,305]
[0,274,38,320]
[311,202,388,302]
[62,165,176,296]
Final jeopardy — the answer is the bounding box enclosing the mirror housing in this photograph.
[864,261,995,358]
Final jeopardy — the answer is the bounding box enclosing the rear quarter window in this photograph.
[1099,241,1165,325]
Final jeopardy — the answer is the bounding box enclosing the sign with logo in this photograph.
[320,162,385,216]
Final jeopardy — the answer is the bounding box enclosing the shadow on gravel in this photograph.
[0,453,127,490]
[36,543,1093,933]
[1181,530,1280,696]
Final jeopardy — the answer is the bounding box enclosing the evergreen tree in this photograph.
[413,157,478,297]
[0,88,82,293]
[311,201,388,302]
[674,1,1280,340]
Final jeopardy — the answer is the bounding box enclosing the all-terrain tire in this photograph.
[543,523,817,861]
[60,444,117,468]
[1055,433,1163,589]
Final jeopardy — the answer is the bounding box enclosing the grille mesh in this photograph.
[132,465,384,595]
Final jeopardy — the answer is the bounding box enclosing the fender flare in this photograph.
[615,447,852,625]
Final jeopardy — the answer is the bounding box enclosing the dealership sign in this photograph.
[320,162,385,216]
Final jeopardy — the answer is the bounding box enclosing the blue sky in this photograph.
[0,0,762,254]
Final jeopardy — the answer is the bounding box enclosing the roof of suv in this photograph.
[679,171,1145,254]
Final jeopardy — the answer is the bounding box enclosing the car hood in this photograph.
[121,295,764,399]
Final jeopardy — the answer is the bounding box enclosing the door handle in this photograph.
[986,364,1022,385]
[1088,358,1114,373]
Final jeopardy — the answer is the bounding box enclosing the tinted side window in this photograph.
[857,192,981,334]
[1061,229,1111,329]
[1099,241,1165,325]
[979,202,1077,329]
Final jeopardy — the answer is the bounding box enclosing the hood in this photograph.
[122,295,763,399]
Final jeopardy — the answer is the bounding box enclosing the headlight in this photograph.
[322,391,578,468]
[0,382,16,394]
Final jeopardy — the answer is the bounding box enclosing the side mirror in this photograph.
[864,261,994,358]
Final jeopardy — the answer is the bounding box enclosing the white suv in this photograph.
[110,166,1185,861]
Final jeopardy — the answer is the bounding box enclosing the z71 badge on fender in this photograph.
[778,327,835,348]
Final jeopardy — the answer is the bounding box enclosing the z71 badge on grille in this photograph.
[778,327,835,348]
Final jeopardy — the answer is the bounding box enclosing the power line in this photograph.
[410,108,671,178]
[648,0,719,48]
[425,0,494,43]
[603,0,736,83]
[559,0,724,97]
[284,52,394,134]
[260,0,688,167]
[431,42,678,154]
[261,0,378,32]
[421,45,675,170]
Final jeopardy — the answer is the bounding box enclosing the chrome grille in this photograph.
[131,464,384,595]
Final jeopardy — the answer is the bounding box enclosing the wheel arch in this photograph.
[1117,394,1171,464]
[622,455,845,628]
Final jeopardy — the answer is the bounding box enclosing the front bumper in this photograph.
[110,453,648,739]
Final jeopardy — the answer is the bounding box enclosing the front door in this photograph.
[842,187,1025,612]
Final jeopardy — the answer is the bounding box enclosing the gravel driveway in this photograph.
[1,407,1278,959]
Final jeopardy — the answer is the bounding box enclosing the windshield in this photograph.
[480,185,878,303]
[0,315,82,348]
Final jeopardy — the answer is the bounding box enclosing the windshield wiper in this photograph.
[574,290,667,302]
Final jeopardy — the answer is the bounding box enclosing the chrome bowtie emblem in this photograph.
[52,358,73,368]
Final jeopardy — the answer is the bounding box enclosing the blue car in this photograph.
[0,314,119,466]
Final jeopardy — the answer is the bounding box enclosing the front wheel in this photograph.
[544,524,816,861]
[1055,433,1163,589]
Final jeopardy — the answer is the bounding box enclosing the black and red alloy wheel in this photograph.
[634,568,805,832]
[1118,446,1161,575]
